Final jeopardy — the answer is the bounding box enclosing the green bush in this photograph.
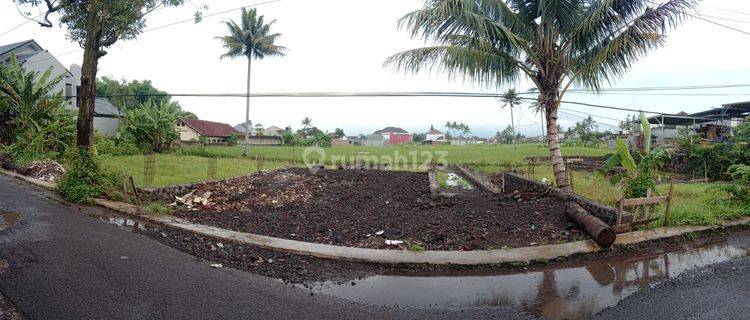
[58,148,116,203]
[227,134,238,146]
[94,133,142,156]
[119,100,180,152]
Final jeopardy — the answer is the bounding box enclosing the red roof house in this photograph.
[373,126,413,145]
[176,118,239,144]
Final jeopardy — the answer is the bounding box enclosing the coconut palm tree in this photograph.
[529,97,545,138]
[217,8,286,157]
[386,0,696,191]
[499,89,522,146]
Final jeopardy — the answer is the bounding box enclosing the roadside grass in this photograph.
[475,164,750,227]
[101,154,288,187]
[144,201,173,216]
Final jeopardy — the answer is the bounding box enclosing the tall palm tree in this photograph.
[499,89,522,146]
[529,97,545,138]
[386,0,696,191]
[217,8,286,157]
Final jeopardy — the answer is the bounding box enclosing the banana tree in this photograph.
[599,112,670,199]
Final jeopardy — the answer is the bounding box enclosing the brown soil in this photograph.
[174,168,583,251]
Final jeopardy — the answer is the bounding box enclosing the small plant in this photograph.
[227,134,238,146]
[144,201,173,216]
[599,112,670,199]
[409,244,425,253]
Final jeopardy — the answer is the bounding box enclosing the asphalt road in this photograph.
[0,175,533,320]
[595,255,750,320]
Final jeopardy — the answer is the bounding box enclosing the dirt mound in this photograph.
[173,168,583,251]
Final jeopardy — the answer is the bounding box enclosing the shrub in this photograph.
[58,148,116,203]
[94,133,142,156]
[227,134,238,146]
[119,100,180,152]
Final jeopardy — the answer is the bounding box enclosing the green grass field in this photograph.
[182,143,612,166]
[101,154,288,187]
[104,143,611,187]
[474,164,749,227]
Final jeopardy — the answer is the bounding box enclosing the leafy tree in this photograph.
[95,76,195,118]
[119,101,180,152]
[497,125,515,144]
[599,112,671,199]
[619,114,637,131]
[15,0,191,148]
[217,8,286,157]
[412,133,426,142]
[387,0,696,191]
[333,128,345,138]
[227,134,238,146]
[301,117,312,129]
[572,116,598,147]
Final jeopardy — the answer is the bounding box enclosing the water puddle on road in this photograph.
[0,210,19,231]
[88,212,147,232]
[307,232,750,319]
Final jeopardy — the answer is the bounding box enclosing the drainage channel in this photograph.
[306,231,750,319]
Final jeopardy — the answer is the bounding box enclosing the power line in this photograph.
[563,92,750,97]
[704,4,750,17]
[20,0,281,67]
[520,83,750,93]
[144,0,282,32]
[687,12,750,36]
[698,13,750,24]
[64,90,719,119]
[0,11,45,37]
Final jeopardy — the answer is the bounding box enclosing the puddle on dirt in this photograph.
[444,172,474,190]
[307,232,750,319]
[0,210,19,231]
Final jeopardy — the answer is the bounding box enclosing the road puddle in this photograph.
[0,210,19,231]
[308,232,750,319]
[89,212,147,232]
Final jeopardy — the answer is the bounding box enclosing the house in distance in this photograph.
[176,118,239,145]
[373,126,413,145]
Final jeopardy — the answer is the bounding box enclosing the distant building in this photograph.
[365,133,386,147]
[177,118,239,144]
[373,126,412,145]
[424,126,446,145]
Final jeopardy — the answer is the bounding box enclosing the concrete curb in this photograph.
[3,168,749,265]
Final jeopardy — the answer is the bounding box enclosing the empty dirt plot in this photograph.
[169,168,586,251]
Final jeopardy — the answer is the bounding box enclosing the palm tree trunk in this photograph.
[540,111,545,138]
[242,57,252,157]
[509,104,516,149]
[543,91,570,192]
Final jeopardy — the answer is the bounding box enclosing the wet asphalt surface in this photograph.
[595,255,750,319]
[0,174,748,319]
[0,175,533,320]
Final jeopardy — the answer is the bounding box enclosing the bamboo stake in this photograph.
[663,176,676,227]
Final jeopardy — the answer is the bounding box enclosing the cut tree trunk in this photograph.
[565,202,615,247]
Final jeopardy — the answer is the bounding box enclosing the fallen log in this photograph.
[565,202,616,247]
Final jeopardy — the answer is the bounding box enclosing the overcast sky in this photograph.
[2,0,750,137]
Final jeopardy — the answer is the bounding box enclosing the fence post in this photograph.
[663,176,676,227]
[207,156,217,180]
[143,152,155,188]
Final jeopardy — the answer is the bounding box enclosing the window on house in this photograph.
[65,84,72,99]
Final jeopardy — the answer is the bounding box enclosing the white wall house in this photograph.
[0,39,121,136]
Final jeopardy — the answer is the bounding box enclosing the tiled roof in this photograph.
[374,126,409,134]
[428,128,443,134]
[181,118,239,138]
[0,40,34,56]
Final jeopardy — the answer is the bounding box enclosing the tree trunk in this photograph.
[242,57,252,157]
[509,103,516,148]
[76,0,101,148]
[542,90,570,192]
